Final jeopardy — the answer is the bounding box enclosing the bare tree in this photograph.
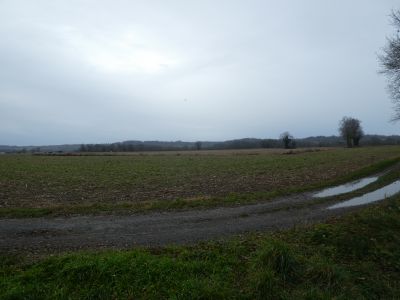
[339,117,364,147]
[280,131,295,149]
[379,10,400,121]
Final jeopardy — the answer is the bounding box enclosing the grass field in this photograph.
[1,146,400,299]
[1,193,400,299]
[1,146,400,217]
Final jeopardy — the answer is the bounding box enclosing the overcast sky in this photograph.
[1,0,399,145]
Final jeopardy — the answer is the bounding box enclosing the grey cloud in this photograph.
[0,0,399,145]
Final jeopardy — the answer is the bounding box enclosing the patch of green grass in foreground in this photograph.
[1,197,400,299]
[1,156,399,218]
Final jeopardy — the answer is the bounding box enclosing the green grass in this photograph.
[1,195,400,299]
[1,146,400,217]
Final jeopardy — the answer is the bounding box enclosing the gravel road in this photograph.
[0,191,361,253]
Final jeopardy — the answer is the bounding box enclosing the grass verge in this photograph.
[1,194,400,299]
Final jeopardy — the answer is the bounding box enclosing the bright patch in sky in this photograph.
[89,48,177,74]
[58,28,179,74]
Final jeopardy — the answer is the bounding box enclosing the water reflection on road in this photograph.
[328,180,400,209]
[314,177,378,198]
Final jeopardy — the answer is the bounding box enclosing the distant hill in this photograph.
[0,144,81,153]
[2,134,400,153]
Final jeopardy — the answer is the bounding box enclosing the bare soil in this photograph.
[2,147,397,210]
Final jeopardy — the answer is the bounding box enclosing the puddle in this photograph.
[328,180,400,209]
[314,177,378,198]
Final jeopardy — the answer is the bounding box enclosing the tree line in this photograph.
[76,132,400,154]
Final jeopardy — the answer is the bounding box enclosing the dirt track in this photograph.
[0,191,362,253]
